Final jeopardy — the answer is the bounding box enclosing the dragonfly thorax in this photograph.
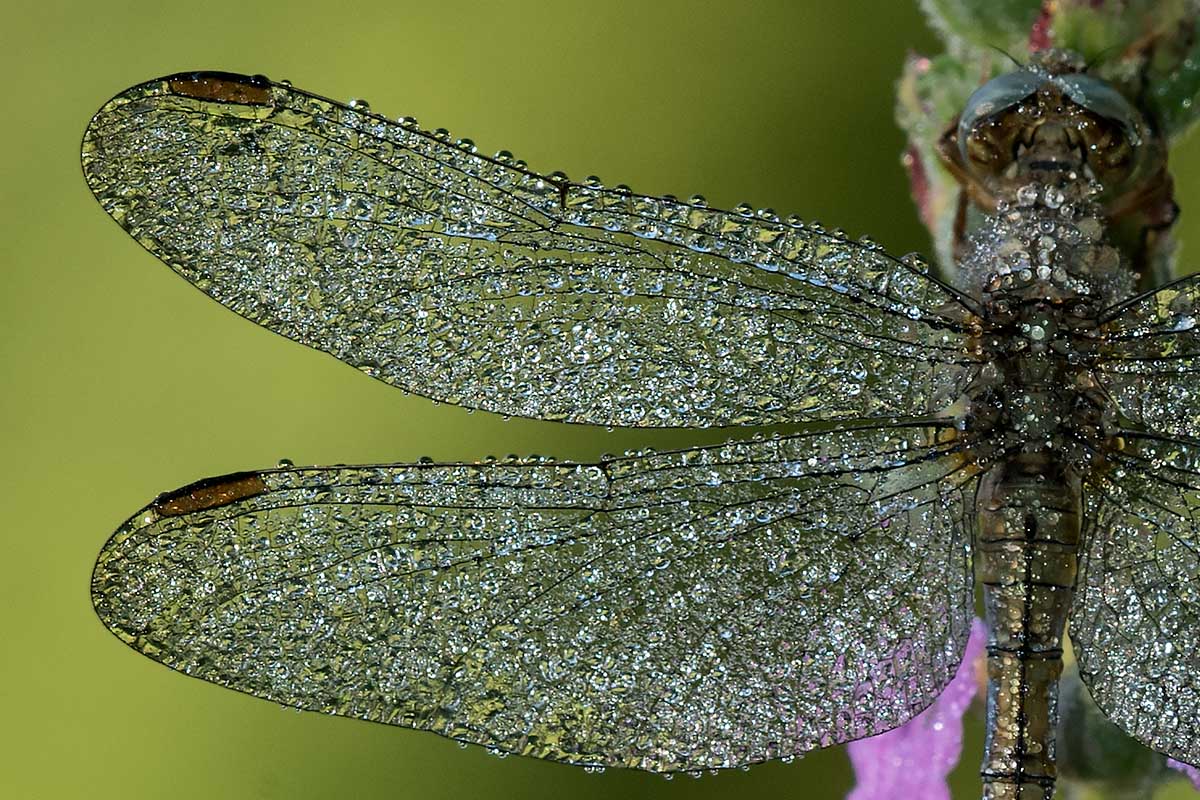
[953,176,1127,470]
[958,176,1133,304]
[959,322,1118,470]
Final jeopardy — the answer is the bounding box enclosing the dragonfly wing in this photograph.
[1093,274,1200,438]
[1073,431,1200,764]
[93,424,976,772]
[82,72,976,428]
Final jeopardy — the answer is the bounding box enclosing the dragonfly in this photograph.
[82,50,1200,799]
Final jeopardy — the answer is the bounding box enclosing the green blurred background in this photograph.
[6,1,1200,798]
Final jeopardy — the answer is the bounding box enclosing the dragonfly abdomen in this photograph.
[976,458,1082,800]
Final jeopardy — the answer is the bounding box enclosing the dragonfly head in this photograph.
[946,51,1156,203]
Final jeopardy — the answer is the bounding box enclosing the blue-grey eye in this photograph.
[957,71,1044,159]
[1053,73,1142,145]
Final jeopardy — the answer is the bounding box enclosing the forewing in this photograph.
[93,425,976,772]
[1073,432,1200,763]
[81,72,976,428]
[1092,274,1200,438]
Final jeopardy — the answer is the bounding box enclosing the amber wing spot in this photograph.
[166,72,272,105]
[153,472,267,516]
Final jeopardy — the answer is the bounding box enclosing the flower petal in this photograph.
[846,618,986,800]
[1168,758,1200,790]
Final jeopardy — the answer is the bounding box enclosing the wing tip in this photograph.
[80,69,275,189]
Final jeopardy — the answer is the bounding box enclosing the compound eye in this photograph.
[1052,74,1142,146]
[957,70,1043,161]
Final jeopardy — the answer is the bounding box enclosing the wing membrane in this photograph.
[92,424,976,772]
[81,72,976,428]
[1073,431,1200,763]
[1092,274,1200,438]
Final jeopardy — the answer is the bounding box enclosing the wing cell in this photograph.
[92,424,976,772]
[1073,432,1200,764]
[1093,275,1200,438]
[82,72,976,428]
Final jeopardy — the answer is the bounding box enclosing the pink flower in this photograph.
[1170,759,1200,790]
[846,618,987,800]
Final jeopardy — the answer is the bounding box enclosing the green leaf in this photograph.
[1145,21,1200,137]
[918,0,1042,55]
